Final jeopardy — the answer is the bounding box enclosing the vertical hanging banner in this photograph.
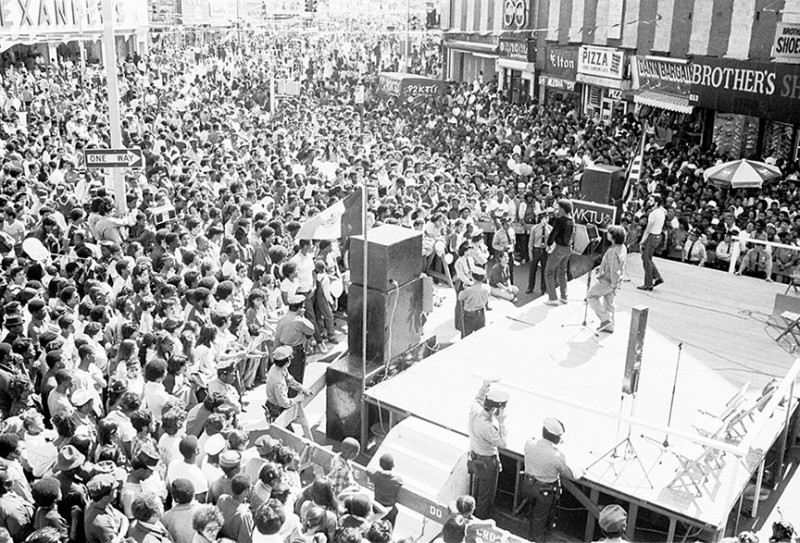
[623,306,648,395]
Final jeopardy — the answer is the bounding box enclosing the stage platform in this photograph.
[365,254,800,539]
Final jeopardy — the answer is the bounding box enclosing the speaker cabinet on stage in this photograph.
[350,225,423,292]
[348,277,424,365]
[581,165,626,206]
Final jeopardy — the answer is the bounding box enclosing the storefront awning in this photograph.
[634,90,693,114]
[497,58,535,72]
[445,40,498,55]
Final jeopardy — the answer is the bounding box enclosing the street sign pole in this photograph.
[102,0,127,213]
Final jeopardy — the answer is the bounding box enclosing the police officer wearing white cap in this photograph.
[264,345,314,441]
[274,294,315,396]
[467,379,508,519]
[522,417,574,541]
[593,504,628,542]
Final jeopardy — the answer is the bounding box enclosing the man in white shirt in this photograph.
[167,436,209,502]
[638,194,666,291]
[143,359,175,425]
[289,240,319,346]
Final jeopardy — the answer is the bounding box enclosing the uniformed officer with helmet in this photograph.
[467,379,508,519]
[522,417,575,541]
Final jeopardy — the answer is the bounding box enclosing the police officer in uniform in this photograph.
[522,417,574,541]
[467,379,508,519]
[265,345,314,441]
[593,504,628,543]
[274,294,315,396]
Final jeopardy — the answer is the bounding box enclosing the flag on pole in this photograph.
[296,190,364,240]
[622,125,648,211]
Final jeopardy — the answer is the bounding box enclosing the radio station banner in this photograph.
[773,22,800,64]
[0,0,148,37]
[378,72,444,101]
[570,200,617,231]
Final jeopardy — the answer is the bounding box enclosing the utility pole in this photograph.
[404,0,411,73]
[101,0,127,213]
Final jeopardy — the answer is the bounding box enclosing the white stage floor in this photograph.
[367,255,797,528]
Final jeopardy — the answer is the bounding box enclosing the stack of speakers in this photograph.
[327,225,424,440]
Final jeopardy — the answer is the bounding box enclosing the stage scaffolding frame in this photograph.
[363,360,800,542]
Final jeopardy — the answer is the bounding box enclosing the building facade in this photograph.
[0,0,150,66]
[442,0,800,158]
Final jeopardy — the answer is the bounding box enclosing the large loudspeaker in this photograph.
[350,225,423,291]
[581,165,627,206]
[347,278,424,365]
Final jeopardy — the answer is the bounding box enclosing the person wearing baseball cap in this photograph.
[264,344,314,441]
[85,473,128,543]
[595,504,627,542]
[522,417,575,541]
[466,378,508,519]
[207,450,242,505]
[274,293,315,397]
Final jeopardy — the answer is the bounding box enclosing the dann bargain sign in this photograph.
[0,0,148,36]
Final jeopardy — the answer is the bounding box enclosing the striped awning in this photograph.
[445,40,498,55]
[634,90,693,114]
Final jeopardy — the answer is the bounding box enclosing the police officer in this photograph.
[593,504,628,543]
[467,379,508,519]
[275,294,315,396]
[522,417,574,541]
[458,267,490,338]
[265,345,313,440]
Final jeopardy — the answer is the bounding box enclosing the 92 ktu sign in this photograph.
[570,200,617,231]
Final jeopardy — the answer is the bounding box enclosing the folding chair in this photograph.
[776,311,800,352]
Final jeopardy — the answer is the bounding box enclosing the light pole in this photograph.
[404,0,410,72]
[101,0,126,213]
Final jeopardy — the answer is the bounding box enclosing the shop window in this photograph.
[764,121,794,161]
[713,113,759,159]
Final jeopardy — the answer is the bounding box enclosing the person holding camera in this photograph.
[522,417,574,542]
[466,379,508,519]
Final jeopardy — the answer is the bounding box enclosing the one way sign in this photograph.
[84,148,145,170]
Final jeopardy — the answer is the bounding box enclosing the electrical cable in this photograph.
[384,280,400,380]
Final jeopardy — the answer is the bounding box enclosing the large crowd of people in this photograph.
[0,14,791,543]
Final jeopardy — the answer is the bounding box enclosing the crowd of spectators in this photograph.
[0,12,793,543]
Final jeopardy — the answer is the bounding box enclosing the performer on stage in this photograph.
[526,211,552,295]
[264,345,313,440]
[458,267,490,338]
[638,194,666,291]
[544,200,574,306]
[588,226,628,334]
[467,379,508,519]
[522,417,574,542]
[274,294,315,396]
[592,504,628,543]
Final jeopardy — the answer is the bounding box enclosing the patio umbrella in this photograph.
[703,159,782,189]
